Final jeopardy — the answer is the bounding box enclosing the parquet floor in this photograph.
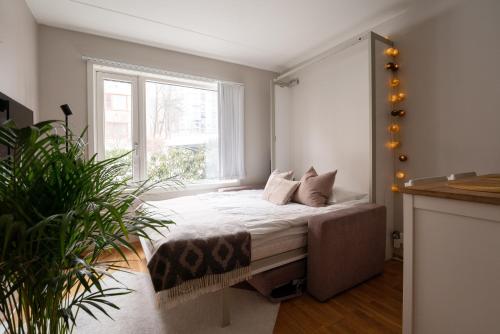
[273,260,403,333]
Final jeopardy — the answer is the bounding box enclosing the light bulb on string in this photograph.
[396,171,406,179]
[390,93,406,103]
[386,141,400,149]
[391,109,406,117]
[388,124,400,133]
[385,48,400,57]
[391,184,400,192]
[399,154,408,162]
[390,78,400,87]
[385,62,399,71]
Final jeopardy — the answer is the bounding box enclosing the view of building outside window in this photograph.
[145,81,219,182]
[103,79,133,179]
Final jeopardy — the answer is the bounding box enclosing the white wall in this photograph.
[373,0,500,232]
[38,25,276,186]
[0,0,38,117]
[274,86,292,171]
[275,41,371,194]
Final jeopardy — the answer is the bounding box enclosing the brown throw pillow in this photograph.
[262,177,300,205]
[293,167,337,207]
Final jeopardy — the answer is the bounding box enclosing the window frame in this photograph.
[88,62,236,189]
[96,71,140,180]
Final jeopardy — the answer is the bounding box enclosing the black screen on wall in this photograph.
[0,91,34,156]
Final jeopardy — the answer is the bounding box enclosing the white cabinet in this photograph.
[403,193,500,334]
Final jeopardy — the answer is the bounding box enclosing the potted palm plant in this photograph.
[0,120,173,333]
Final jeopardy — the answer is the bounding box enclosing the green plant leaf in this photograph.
[0,120,176,333]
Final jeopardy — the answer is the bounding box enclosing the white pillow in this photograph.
[264,169,293,192]
[262,177,300,205]
[328,187,367,204]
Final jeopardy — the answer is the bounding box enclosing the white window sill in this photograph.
[139,179,240,201]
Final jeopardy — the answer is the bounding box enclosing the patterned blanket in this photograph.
[146,224,251,307]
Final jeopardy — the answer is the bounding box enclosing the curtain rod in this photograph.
[81,56,244,86]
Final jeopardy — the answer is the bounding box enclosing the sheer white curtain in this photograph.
[218,82,245,179]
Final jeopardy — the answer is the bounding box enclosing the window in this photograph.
[95,70,220,183]
[144,81,219,181]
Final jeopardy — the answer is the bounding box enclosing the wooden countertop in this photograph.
[403,174,500,206]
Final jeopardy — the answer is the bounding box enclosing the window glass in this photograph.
[103,79,133,178]
[145,81,219,182]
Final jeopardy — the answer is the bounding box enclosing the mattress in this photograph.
[142,189,368,261]
[252,229,307,260]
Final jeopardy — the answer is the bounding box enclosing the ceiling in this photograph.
[26,0,412,72]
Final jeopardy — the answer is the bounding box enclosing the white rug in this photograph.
[75,272,280,334]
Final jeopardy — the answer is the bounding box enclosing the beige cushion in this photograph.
[262,177,300,205]
[264,169,293,192]
[293,167,337,207]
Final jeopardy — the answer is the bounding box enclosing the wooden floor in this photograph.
[107,243,403,334]
[273,260,403,334]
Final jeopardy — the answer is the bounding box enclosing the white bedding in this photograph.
[142,189,368,261]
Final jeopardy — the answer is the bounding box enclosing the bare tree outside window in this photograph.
[145,81,218,182]
[99,74,220,183]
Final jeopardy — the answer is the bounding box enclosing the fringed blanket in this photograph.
[146,224,251,308]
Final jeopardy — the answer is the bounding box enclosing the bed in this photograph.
[139,189,369,303]
[139,188,385,327]
[141,189,368,267]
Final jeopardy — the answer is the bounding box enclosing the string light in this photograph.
[385,43,409,192]
[386,141,400,149]
[391,109,406,117]
[388,124,400,133]
[385,48,400,57]
[390,78,400,87]
[390,94,405,103]
[385,62,399,71]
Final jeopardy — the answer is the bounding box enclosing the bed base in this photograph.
[219,248,307,327]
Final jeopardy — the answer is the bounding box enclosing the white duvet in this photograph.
[142,189,368,257]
